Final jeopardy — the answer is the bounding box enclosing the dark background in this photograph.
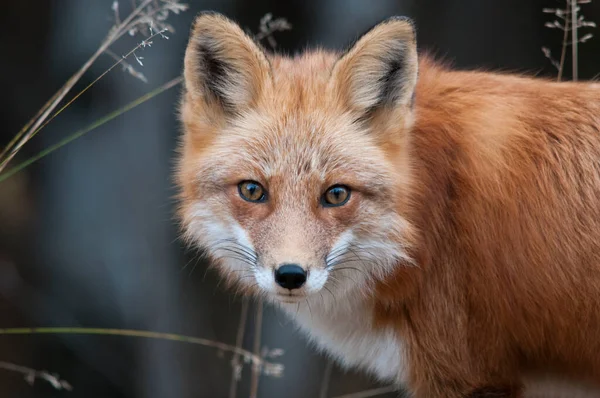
[0,1,599,397]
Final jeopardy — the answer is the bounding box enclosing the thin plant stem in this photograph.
[558,2,571,81]
[0,361,72,391]
[0,89,63,161]
[571,0,579,80]
[229,299,250,398]
[0,0,155,172]
[320,360,334,398]
[0,76,182,183]
[249,299,264,398]
[105,49,148,82]
[0,327,272,367]
[332,386,397,398]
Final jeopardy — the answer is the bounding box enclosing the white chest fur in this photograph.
[281,294,407,383]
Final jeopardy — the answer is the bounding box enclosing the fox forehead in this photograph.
[193,112,395,203]
[266,51,340,106]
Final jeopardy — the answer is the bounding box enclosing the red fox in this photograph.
[176,12,600,398]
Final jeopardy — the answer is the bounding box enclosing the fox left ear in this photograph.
[183,12,271,115]
[331,17,418,114]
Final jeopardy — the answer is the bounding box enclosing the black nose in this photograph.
[274,264,307,290]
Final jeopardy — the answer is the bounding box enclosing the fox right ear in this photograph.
[183,12,271,114]
[331,17,418,115]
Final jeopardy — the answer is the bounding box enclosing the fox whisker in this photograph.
[212,239,258,260]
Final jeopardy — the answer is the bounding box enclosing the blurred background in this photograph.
[0,1,599,397]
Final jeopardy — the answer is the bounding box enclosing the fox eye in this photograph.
[322,185,351,207]
[238,180,267,203]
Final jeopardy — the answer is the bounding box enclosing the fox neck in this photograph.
[278,286,408,383]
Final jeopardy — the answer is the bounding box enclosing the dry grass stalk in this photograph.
[0,0,188,173]
[572,0,579,80]
[228,299,250,398]
[254,13,292,49]
[320,360,334,398]
[542,0,595,81]
[0,327,282,370]
[331,385,397,398]
[249,299,264,398]
[0,360,72,391]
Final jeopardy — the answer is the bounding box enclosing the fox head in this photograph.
[177,12,418,308]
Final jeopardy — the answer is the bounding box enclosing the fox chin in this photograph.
[176,12,600,398]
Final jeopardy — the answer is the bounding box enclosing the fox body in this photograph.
[176,13,600,397]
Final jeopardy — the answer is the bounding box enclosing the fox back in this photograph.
[176,12,600,398]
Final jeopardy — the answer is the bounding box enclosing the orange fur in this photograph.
[374,56,600,397]
[176,13,600,397]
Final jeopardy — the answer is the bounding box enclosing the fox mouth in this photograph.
[274,293,305,303]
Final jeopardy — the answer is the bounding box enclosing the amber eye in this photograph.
[322,185,351,207]
[238,181,267,203]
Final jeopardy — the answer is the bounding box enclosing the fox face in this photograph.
[177,13,418,307]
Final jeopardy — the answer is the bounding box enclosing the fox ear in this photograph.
[183,12,271,114]
[331,17,418,114]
